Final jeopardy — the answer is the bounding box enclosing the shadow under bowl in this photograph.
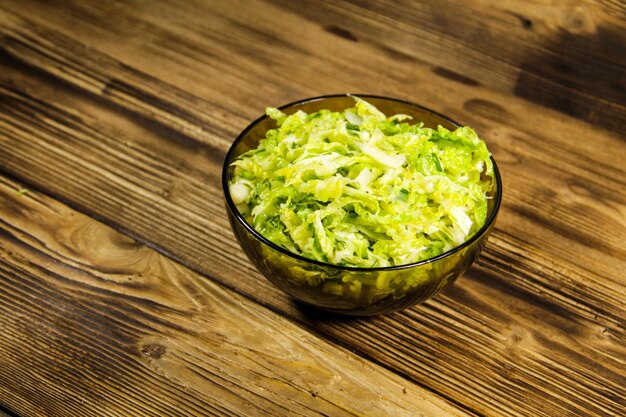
[223,94,502,316]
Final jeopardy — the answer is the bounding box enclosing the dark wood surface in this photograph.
[0,1,624,416]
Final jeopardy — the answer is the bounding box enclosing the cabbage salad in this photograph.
[229,97,494,268]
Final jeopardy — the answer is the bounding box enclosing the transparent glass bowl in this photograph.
[223,94,502,316]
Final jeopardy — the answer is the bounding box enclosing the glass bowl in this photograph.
[222,94,502,316]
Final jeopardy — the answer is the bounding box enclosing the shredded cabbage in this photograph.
[230,97,494,268]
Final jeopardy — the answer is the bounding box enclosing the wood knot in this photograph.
[560,6,595,35]
[510,13,533,30]
[141,343,166,359]
[433,67,480,86]
[520,17,533,30]
[504,326,532,351]
[324,25,358,42]
[463,98,511,124]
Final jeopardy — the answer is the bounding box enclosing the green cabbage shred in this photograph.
[230,97,494,269]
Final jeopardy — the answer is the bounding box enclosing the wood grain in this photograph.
[4,0,626,132]
[0,176,469,417]
[0,2,625,417]
[272,0,626,133]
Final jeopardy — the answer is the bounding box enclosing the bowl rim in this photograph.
[222,93,502,272]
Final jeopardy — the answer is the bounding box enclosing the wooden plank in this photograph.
[0,5,625,417]
[1,7,623,309]
[2,0,625,133]
[267,0,626,133]
[0,178,469,417]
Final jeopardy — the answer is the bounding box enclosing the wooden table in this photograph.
[0,1,624,416]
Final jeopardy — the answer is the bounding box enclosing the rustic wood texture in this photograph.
[0,1,624,416]
[0,175,469,417]
[268,0,626,133]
